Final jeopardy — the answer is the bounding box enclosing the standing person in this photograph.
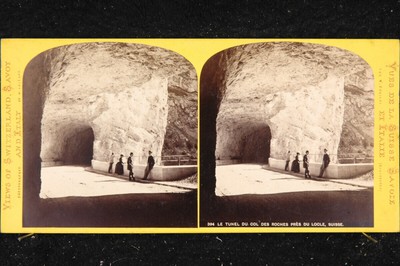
[303,150,311,179]
[127,152,135,181]
[284,151,291,171]
[115,154,124,175]
[108,152,115,173]
[318,149,330,178]
[291,152,300,173]
[143,150,155,180]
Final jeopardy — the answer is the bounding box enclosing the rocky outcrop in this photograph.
[164,78,198,157]
[211,42,373,164]
[38,42,197,166]
[339,69,374,157]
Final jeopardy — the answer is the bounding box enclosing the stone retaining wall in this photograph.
[268,158,373,179]
[216,159,242,166]
[91,160,197,181]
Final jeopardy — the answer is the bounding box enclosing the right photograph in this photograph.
[200,42,374,228]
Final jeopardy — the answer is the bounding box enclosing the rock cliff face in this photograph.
[163,79,198,157]
[38,42,197,166]
[339,69,374,157]
[210,42,373,163]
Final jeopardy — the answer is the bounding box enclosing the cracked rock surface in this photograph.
[208,42,373,163]
[37,42,197,165]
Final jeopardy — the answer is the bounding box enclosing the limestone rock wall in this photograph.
[214,42,373,164]
[39,42,197,165]
[164,76,198,157]
[339,68,374,156]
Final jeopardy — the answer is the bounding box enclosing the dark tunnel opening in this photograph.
[241,124,271,164]
[215,122,272,164]
[62,127,94,165]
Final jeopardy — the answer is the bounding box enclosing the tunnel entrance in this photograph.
[241,124,271,164]
[215,122,272,164]
[62,127,94,165]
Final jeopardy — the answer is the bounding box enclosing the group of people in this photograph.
[284,149,330,179]
[107,150,155,181]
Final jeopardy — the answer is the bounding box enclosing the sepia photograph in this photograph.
[1,39,397,233]
[200,42,374,228]
[23,42,198,227]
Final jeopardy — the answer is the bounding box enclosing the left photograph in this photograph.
[23,42,198,227]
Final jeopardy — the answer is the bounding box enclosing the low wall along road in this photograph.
[268,158,373,179]
[91,160,197,181]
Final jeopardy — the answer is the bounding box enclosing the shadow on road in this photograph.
[26,190,197,228]
[201,189,373,227]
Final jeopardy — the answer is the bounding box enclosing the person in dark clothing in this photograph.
[115,154,124,175]
[318,149,330,178]
[303,150,311,179]
[284,151,291,171]
[127,152,135,181]
[291,152,300,173]
[143,150,155,180]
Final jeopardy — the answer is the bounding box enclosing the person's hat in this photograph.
[149,150,152,154]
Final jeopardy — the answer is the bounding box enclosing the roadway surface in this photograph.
[40,165,196,198]
[31,165,197,227]
[216,164,373,196]
[202,164,373,227]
